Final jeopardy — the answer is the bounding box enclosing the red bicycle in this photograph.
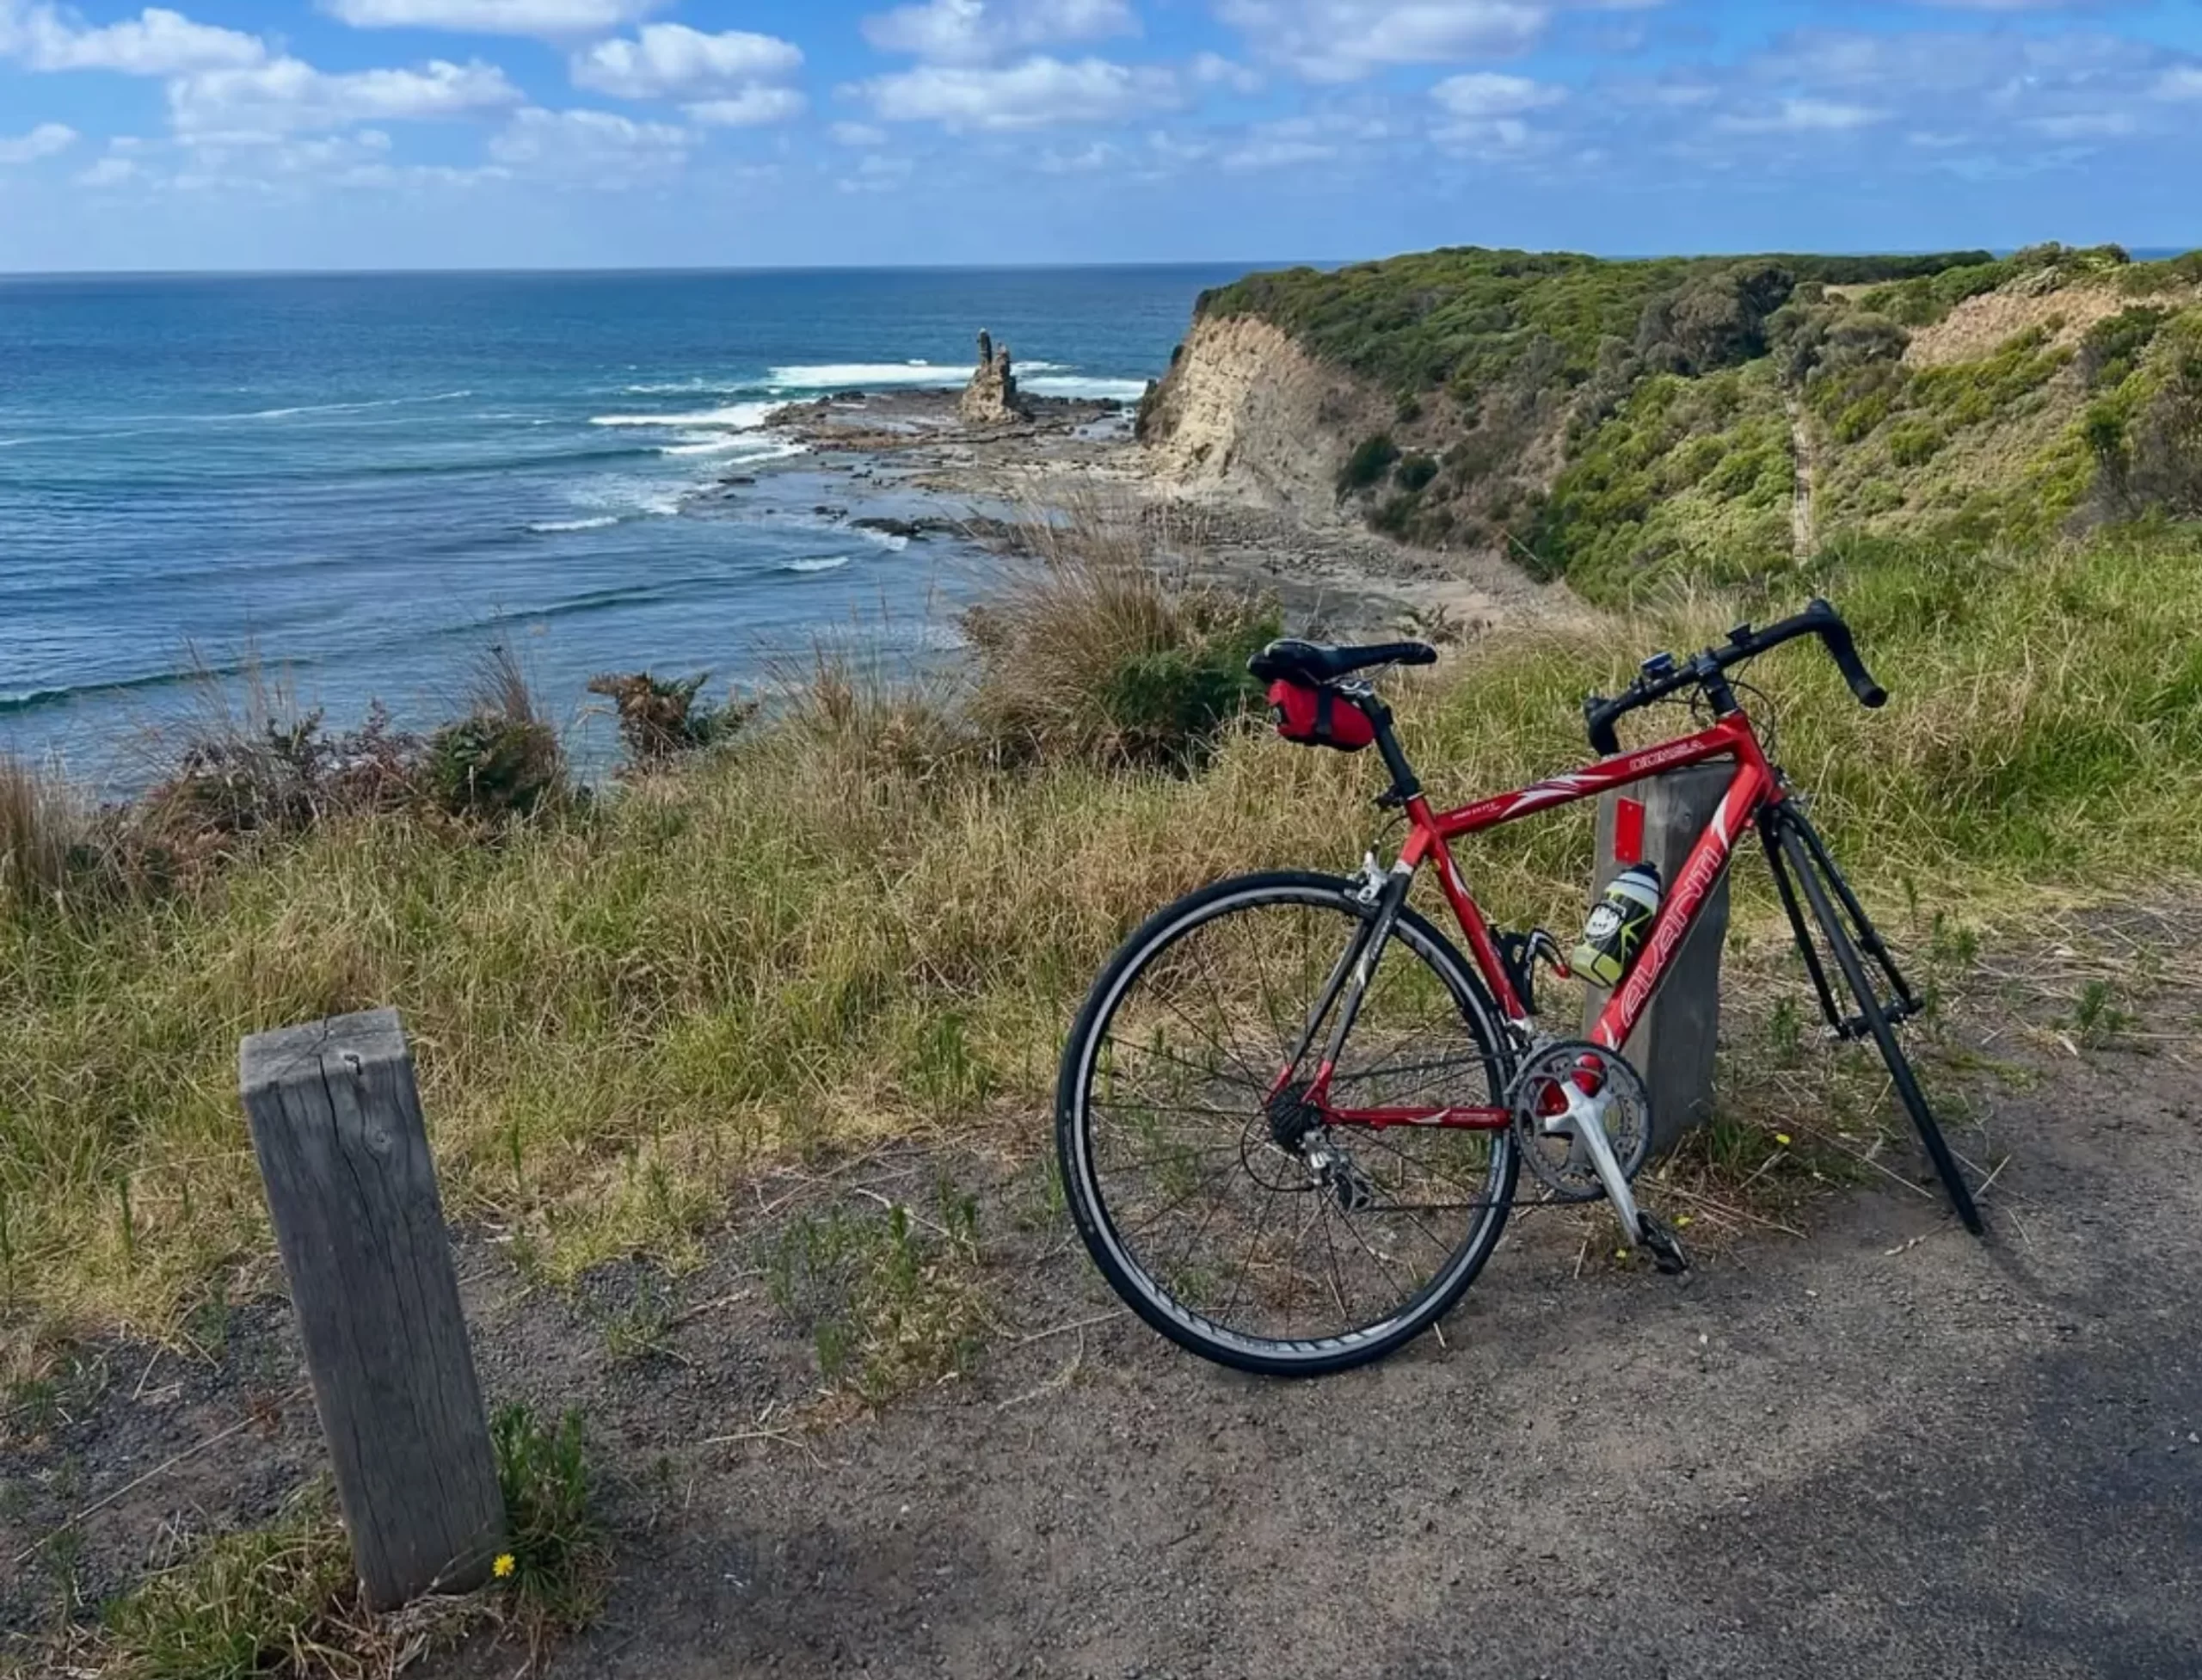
[1056,600,1983,1376]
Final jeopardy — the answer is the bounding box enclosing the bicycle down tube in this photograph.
[1310,711,1778,1133]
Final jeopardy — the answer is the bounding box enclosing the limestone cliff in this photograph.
[1136,316,1386,514]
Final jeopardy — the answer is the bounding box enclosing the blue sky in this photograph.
[1,0,2199,269]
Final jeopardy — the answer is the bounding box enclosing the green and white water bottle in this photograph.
[1572,862,1663,988]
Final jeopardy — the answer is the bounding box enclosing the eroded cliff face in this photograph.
[1137,315,1388,514]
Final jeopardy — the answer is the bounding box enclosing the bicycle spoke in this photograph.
[1067,880,1514,1367]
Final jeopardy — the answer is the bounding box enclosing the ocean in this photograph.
[0,266,1246,784]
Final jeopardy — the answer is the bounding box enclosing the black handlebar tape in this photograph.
[1585,695,1625,757]
[1818,619,1888,709]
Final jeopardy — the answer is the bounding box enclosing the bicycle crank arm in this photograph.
[1544,1084,1647,1245]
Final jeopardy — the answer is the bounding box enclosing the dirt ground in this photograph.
[5,920,2199,1680]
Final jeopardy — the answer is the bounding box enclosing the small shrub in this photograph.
[1834,393,1891,444]
[1396,452,1441,493]
[2078,307,2167,391]
[1886,421,1944,467]
[492,1403,606,1634]
[425,646,565,819]
[1336,433,1400,497]
[962,501,1277,770]
[424,716,563,820]
[1394,391,1424,425]
[587,671,754,770]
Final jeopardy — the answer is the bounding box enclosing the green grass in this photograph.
[58,1406,603,1680]
[1186,241,2202,569]
[5,526,2202,1342]
[1199,248,1993,397]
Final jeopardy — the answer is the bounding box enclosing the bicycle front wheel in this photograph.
[1056,871,1519,1377]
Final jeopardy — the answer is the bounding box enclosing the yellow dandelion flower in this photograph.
[1775,1132,1793,1147]
[493,1554,515,1580]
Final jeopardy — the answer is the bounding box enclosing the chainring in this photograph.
[1507,1039,1654,1203]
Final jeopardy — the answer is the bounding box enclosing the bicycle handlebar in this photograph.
[1584,598,1885,756]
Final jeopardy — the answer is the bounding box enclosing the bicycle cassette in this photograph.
[1508,1039,1654,1203]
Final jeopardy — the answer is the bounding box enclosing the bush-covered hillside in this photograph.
[1184,243,2202,603]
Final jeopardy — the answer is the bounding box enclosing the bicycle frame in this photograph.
[1299,710,1780,1133]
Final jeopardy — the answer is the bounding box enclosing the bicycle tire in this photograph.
[1055,871,1520,1377]
[1776,825,1986,1235]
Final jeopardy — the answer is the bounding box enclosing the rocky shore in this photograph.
[736,360,1575,644]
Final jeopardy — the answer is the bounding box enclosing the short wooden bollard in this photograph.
[240,1008,506,1609]
[1581,766,1734,1155]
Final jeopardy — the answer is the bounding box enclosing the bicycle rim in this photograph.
[1059,873,1518,1375]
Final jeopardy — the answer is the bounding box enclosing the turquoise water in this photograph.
[0,267,1243,782]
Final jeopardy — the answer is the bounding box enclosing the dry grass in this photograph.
[2,526,2199,1345]
[961,495,1276,767]
[0,755,86,910]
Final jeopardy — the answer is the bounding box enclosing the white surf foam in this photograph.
[855,527,911,552]
[529,515,621,533]
[1022,376,1149,402]
[660,432,753,457]
[589,402,777,431]
[231,391,473,421]
[619,379,744,396]
[565,477,685,519]
[781,555,852,574]
[763,360,1063,391]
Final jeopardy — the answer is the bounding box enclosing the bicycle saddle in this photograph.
[1246,638,1438,686]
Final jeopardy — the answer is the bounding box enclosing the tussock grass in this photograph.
[2,528,2199,1340]
[0,756,85,909]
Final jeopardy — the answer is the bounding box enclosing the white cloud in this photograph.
[2028,109,2134,138]
[488,105,690,180]
[569,22,801,99]
[1431,71,1562,118]
[168,56,523,134]
[685,87,807,126]
[1217,0,1547,83]
[1221,134,1333,169]
[1190,51,1261,93]
[3,4,266,74]
[858,53,1179,127]
[76,152,141,185]
[861,0,1137,67]
[2156,66,2202,100]
[323,0,662,36]
[831,120,889,145]
[837,150,914,193]
[1717,96,1888,132]
[0,120,76,162]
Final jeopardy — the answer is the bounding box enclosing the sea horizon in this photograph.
[3,243,2190,283]
[1,265,1244,786]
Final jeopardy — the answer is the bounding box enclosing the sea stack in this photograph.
[960,328,1030,426]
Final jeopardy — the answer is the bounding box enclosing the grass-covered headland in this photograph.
[4,508,2201,1350]
[1184,243,2202,594]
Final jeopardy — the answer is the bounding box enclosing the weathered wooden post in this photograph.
[1582,767,1733,1154]
[239,1007,506,1609]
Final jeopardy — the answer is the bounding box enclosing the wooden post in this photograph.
[1582,766,1733,1155]
[239,1008,506,1610]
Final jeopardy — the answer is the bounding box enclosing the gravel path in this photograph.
[440,1011,2201,1680]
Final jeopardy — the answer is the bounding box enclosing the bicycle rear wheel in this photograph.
[1056,871,1519,1377]
[1773,817,1985,1234]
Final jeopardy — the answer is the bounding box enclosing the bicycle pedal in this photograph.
[1638,1210,1691,1277]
